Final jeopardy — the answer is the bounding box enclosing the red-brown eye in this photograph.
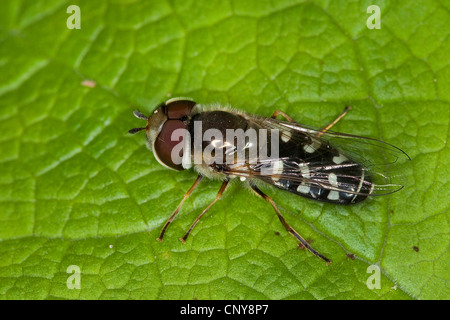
[154,119,187,170]
[165,99,196,119]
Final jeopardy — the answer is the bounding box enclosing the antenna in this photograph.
[133,110,148,120]
[128,127,146,134]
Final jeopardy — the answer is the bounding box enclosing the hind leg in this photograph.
[250,184,331,265]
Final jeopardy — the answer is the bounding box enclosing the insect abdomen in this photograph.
[262,135,373,205]
[294,160,372,204]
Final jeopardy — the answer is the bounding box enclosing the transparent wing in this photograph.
[219,115,410,197]
[259,116,411,167]
[223,158,402,196]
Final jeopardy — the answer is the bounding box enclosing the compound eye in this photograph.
[154,119,187,171]
[165,99,196,119]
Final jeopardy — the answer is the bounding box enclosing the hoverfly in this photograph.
[129,97,410,264]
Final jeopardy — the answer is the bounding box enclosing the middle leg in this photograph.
[157,174,203,242]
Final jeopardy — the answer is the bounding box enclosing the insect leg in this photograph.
[250,185,331,265]
[157,174,203,242]
[180,180,229,243]
[316,106,352,137]
[271,110,298,123]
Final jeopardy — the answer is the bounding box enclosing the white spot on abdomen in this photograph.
[333,153,348,164]
[327,173,340,200]
[281,131,292,142]
[297,185,310,194]
[297,163,311,194]
[303,140,321,153]
[328,173,337,185]
[271,160,284,182]
[328,190,340,200]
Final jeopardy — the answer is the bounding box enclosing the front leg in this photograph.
[180,180,229,243]
[157,174,203,242]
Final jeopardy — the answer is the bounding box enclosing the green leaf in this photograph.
[0,0,448,300]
